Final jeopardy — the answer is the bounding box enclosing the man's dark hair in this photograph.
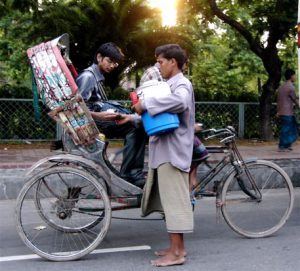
[93,42,124,64]
[284,69,295,80]
[155,44,187,70]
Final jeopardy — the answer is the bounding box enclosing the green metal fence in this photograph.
[0,98,280,141]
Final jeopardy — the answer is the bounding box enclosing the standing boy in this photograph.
[133,44,195,266]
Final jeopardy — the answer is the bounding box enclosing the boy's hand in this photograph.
[132,100,144,115]
[194,123,203,133]
[90,111,120,121]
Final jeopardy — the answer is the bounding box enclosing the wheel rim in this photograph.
[221,160,294,238]
[16,166,111,261]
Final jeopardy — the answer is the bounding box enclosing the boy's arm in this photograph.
[76,72,95,101]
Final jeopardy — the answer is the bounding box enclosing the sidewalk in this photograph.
[0,141,300,200]
[0,140,299,169]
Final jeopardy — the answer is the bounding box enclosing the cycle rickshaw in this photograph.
[15,34,294,261]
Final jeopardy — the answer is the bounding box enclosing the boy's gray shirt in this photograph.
[76,64,107,110]
[143,72,195,172]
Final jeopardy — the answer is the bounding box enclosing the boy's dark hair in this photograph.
[155,44,187,70]
[284,69,295,80]
[93,42,124,64]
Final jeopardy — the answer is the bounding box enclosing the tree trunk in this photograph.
[206,0,296,140]
[259,81,275,140]
[259,52,282,140]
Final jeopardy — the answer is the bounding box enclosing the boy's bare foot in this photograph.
[154,248,187,257]
[151,255,185,267]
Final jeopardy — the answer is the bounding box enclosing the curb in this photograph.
[0,163,33,169]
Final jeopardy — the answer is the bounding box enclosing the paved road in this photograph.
[1,141,300,270]
[1,189,300,271]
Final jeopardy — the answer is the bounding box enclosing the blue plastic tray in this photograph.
[142,111,179,136]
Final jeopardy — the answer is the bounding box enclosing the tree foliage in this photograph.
[187,0,298,139]
[0,5,34,86]
[0,0,194,90]
[0,0,298,140]
[191,26,267,102]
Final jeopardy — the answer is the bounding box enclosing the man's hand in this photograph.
[115,114,132,125]
[90,111,121,121]
[132,100,144,115]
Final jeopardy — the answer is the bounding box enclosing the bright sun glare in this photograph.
[148,0,177,27]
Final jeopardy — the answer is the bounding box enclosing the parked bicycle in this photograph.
[108,125,295,239]
[190,126,294,239]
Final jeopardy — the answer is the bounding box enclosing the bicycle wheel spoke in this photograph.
[16,166,111,261]
[221,160,294,238]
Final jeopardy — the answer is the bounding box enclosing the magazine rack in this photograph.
[27,33,100,145]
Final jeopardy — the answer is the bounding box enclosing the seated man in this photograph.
[76,42,147,188]
[189,124,209,192]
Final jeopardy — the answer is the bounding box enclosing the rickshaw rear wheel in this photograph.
[16,165,111,261]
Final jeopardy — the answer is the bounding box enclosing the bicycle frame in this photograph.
[192,147,229,196]
[191,131,262,203]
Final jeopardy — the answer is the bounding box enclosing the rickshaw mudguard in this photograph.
[26,153,143,197]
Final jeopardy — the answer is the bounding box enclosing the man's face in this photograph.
[97,54,119,73]
[156,55,174,79]
[291,74,296,82]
